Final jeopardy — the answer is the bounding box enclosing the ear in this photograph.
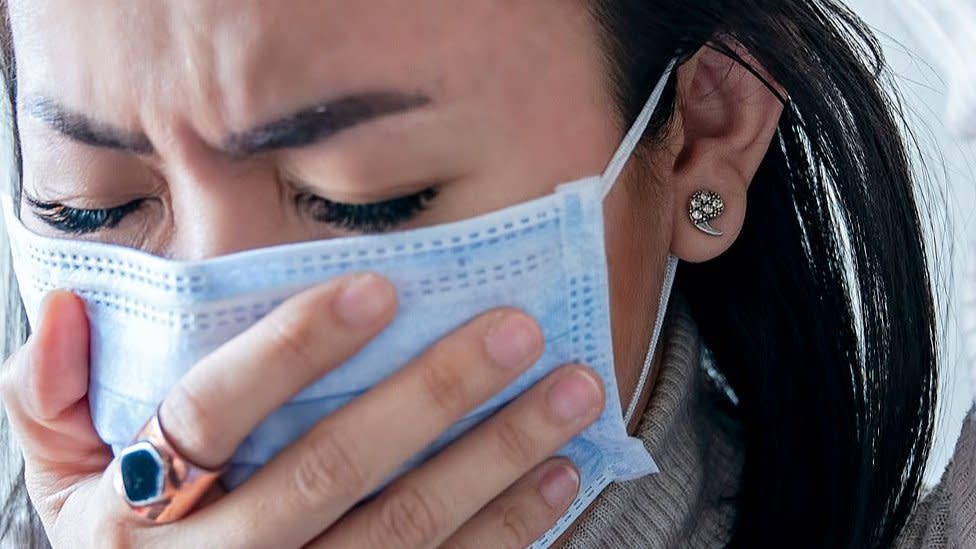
[668,44,785,263]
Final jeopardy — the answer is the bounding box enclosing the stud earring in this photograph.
[688,190,725,237]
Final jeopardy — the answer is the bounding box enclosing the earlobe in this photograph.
[668,43,785,264]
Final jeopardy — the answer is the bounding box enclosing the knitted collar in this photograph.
[562,298,743,548]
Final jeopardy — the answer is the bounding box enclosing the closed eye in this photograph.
[24,187,439,236]
[25,195,146,235]
[296,187,438,234]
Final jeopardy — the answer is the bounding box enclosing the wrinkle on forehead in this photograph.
[10,1,606,151]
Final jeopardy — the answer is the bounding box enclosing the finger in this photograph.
[0,291,172,546]
[47,457,232,547]
[0,290,110,478]
[49,275,398,545]
[0,291,114,532]
[187,482,227,512]
[158,273,397,469]
[440,459,580,549]
[314,365,603,549]
[188,308,544,548]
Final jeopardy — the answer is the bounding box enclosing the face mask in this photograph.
[895,0,976,139]
[3,60,678,548]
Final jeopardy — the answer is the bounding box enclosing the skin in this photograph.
[0,1,784,547]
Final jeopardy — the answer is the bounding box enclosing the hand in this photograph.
[1,274,606,548]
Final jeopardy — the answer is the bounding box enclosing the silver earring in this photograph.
[688,190,725,237]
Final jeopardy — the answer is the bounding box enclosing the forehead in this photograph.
[9,1,601,133]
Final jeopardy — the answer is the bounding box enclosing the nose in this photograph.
[168,183,293,260]
[145,116,342,260]
[160,152,305,260]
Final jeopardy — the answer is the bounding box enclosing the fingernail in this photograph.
[334,274,395,327]
[539,464,579,509]
[547,370,601,421]
[484,313,541,370]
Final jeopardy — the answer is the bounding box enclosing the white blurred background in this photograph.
[847,1,976,485]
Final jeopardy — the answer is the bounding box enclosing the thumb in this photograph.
[1,290,111,479]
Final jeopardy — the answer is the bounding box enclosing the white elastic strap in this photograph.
[624,255,679,425]
[599,58,679,201]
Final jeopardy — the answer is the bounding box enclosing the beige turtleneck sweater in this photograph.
[562,298,742,548]
[562,299,976,549]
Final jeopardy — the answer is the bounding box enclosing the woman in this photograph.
[0,1,942,548]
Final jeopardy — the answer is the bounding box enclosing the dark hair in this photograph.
[591,1,937,547]
[0,1,937,548]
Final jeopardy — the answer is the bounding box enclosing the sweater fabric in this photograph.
[562,298,976,548]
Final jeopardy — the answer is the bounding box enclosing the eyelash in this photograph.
[26,196,146,235]
[26,188,438,236]
[296,188,438,234]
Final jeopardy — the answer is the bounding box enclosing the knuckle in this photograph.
[265,307,320,371]
[496,503,537,549]
[290,428,367,508]
[420,356,468,416]
[373,485,443,548]
[24,470,69,517]
[493,417,538,468]
[162,382,219,458]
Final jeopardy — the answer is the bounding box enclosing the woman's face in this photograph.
[10,0,658,253]
[8,0,679,408]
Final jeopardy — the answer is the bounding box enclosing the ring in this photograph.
[113,411,224,523]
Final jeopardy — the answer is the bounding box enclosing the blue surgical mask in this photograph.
[3,61,678,548]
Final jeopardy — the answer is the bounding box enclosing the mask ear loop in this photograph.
[598,58,678,201]
[624,255,678,424]
[592,57,681,425]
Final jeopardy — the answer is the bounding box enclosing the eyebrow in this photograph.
[23,91,431,157]
[26,97,154,154]
[224,92,430,157]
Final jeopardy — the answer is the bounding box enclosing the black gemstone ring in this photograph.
[114,412,224,523]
